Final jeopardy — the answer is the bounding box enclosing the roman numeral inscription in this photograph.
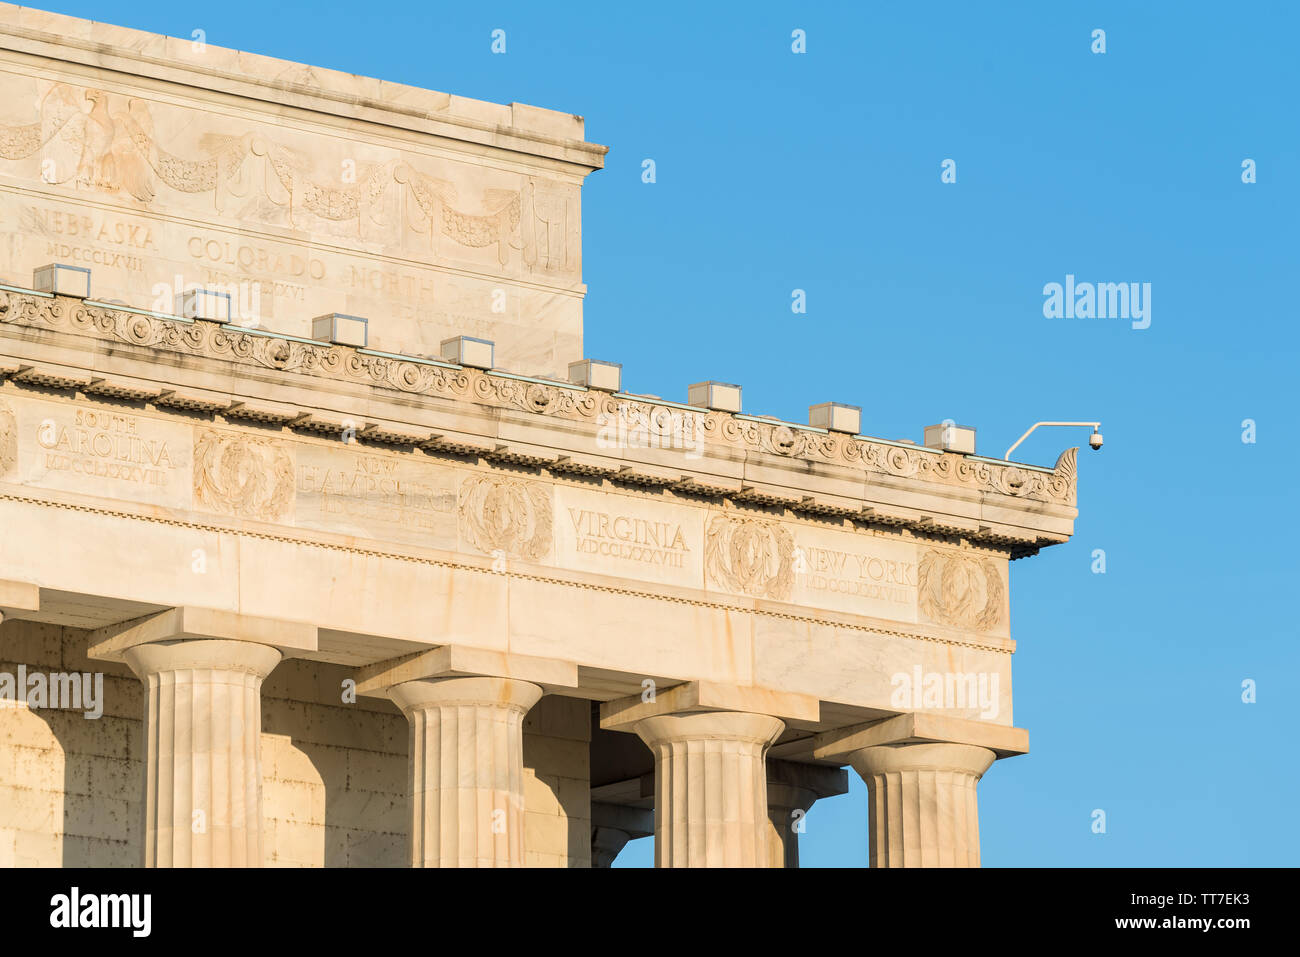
[13,396,192,507]
[568,508,690,567]
[554,486,703,588]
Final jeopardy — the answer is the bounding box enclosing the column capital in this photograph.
[849,742,997,868]
[764,760,849,868]
[387,675,543,714]
[600,680,818,733]
[356,647,576,698]
[389,675,543,867]
[635,710,785,868]
[591,826,634,869]
[765,782,817,868]
[590,803,654,868]
[633,710,786,748]
[849,742,996,779]
[812,711,1028,763]
[122,637,282,680]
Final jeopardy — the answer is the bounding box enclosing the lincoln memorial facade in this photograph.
[0,4,1079,867]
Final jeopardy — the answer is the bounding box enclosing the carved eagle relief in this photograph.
[0,85,157,201]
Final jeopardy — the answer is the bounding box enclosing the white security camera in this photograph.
[1089,430,1103,451]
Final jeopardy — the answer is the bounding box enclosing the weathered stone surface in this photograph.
[387,676,542,867]
[849,743,996,868]
[0,3,604,378]
[634,711,785,868]
[0,3,1081,869]
[123,637,281,867]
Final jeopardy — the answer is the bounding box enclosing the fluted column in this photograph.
[765,781,818,868]
[849,743,996,868]
[634,711,785,868]
[123,638,281,868]
[388,676,543,867]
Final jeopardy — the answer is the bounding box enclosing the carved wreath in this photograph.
[916,549,1005,631]
[193,429,295,522]
[704,514,795,601]
[458,475,552,561]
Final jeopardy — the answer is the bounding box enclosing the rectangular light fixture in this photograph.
[923,422,977,454]
[312,313,369,348]
[440,336,495,369]
[809,402,861,434]
[180,288,232,323]
[568,359,622,391]
[32,264,91,299]
[687,381,742,413]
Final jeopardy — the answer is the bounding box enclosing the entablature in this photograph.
[0,289,1079,558]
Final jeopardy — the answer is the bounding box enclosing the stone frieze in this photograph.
[0,291,1079,509]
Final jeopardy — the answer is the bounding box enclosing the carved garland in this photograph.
[193,429,295,522]
[0,291,1078,507]
[916,548,1005,631]
[704,514,795,601]
[0,486,1013,654]
[0,84,535,248]
[458,475,552,560]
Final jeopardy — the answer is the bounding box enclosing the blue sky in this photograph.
[37,0,1298,866]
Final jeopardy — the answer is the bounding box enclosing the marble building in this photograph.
[0,3,1079,867]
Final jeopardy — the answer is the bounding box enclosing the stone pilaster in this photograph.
[123,638,282,868]
[849,743,996,868]
[634,711,785,868]
[388,676,543,868]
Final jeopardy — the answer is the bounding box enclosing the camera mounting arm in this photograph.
[1004,421,1103,460]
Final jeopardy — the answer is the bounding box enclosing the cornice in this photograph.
[0,3,606,171]
[0,289,1078,555]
